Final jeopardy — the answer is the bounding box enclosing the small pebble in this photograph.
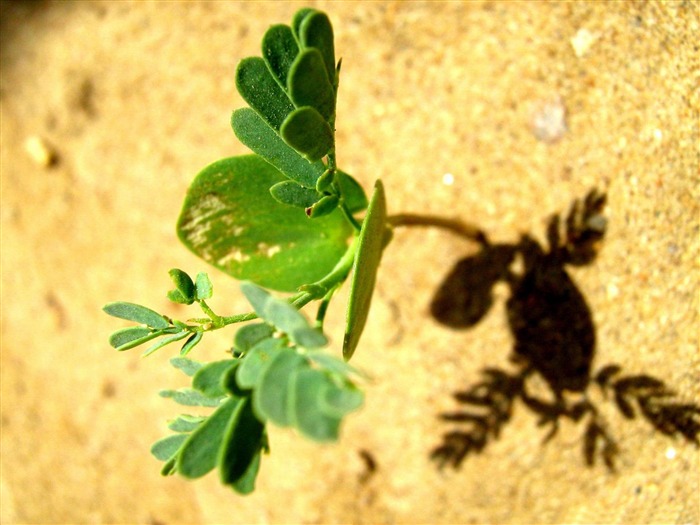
[532,98,567,143]
[24,135,57,167]
[570,28,599,58]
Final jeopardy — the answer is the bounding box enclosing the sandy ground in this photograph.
[1,1,698,524]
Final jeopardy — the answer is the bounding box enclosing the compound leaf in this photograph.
[343,180,388,360]
[177,155,352,292]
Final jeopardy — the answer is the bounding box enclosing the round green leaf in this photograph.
[262,24,299,90]
[168,268,195,304]
[192,360,239,398]
[292,368,341,442]
[280,107,334,162]
[343,180,388,360]
[236,338,285,389]
[254,347,306,426]
[288,48,335,121]
[218,397,265,487]
[269,180,320,208]
[177,155,352,292]
[108,326,154,349]
[234,322,275,354]
[299,10,336,84]
[235,57,294,131]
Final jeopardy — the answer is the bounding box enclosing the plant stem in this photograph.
[387,213,488,244]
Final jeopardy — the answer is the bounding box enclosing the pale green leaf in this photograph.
[103,302,169,329]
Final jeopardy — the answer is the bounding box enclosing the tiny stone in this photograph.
[24,135,57,167]
[442,173,454,186]
[532,97,567,143]
[570,28,599,58]
[606,282,620,300]
[665,447,677,460]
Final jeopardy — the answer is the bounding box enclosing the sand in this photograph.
[1,1,698,523]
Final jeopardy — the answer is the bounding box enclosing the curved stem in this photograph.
[387,213,488,245]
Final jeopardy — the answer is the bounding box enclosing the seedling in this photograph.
[104,7,439,494]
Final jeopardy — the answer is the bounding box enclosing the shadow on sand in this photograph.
[423,190,699,470]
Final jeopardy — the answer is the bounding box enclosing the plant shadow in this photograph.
[428,190,700,470]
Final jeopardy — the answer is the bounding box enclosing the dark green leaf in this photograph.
[103,302,170,329]
[262,24,299,90]
[177,397,242,479]
[177,155,352,292]
[235,57,294,131]
[315,168,334,193]
[108,326,153,349]
[169,268,195,304]
[307,194,339,218]
[231,108,324,189]
[343,180,388,360]
[142,331,190,357]
[195,272,213,300]
[230,447,262,495]
[192,360,239,398]
[280,107,334,162]
[299,10,336,84]
[337,170,368,213]
[219,397,266,486]
[180,331,203,356]
[236,338,285,389]
[170,357,203,377]
[161,457,178,476]
[254,347,306,425]
[292,367,341,442]
[291,8,316,41]
[167,414,206,433]
[269,180,320,208]
[151,434,188,461]
[159,388,223,407]
[240,281,327,348]
[167,289,191,305]
[234,322,275,354]
[288,48,335,121]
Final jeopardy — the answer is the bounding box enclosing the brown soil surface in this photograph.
[1,1,698,523]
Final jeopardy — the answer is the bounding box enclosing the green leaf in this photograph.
[177,155,352,292]
[167,289,190,305]
[240,281,327,348]
[151,434,188,462]
[281,107,334,162]
[218,397,266,487]
[159,388,223,407]
[292,367,341,442]
[319,381,364,417]
[235,57,294,131]
[343,180,388,360]
[167,414,206,433]
[236,338,285,389]
[288,48,335,121]
[254,347,306,426]
[180,331,203,356]
[177,397,242,479]
[262,24,299,90]
[307,194,339,218]
[142,331,190,357]
[231,108,325,189]
[308,352,366,379]
[299,10,336,84]
[103,302,170,329]
[230,447,262,495]
[192,360,239,398]
[269,180,320,208]
[291,8,316,41]
[108,326,154,349]
[170,357,203,377]
[337,171,368,213]
[168,268,195,304]
[195,272,213,300]
[234,322,275,354]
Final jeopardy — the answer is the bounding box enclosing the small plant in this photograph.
[104,7,411,494]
